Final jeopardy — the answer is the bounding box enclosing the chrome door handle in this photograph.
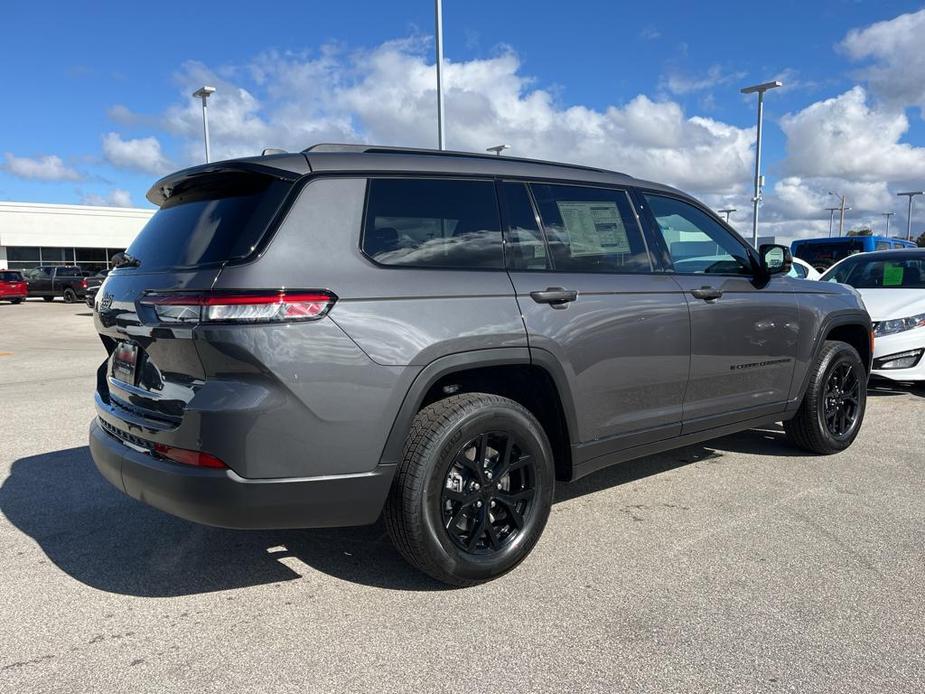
[530,287,578,305]
[691,287,723,301]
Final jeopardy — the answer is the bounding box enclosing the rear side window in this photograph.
[363,178,503,269]
[529,183,651,273]
[0,271,22,281]
[500,182,549,270]
[124,174,292,271]
[57,267,81,276]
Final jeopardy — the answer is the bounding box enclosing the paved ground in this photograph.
[1,300,923,693]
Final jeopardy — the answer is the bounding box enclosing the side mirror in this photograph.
[759,244,792,275]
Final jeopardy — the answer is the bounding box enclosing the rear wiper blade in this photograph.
[112,252,141,268]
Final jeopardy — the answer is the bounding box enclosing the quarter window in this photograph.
[644,194,753,275]
[363,178,503,269]
[500,182,549,270]
[529,183,652,273]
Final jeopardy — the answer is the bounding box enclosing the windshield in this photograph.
[792,240,865,266]
[123,174,292,271]
[821,254,925,288]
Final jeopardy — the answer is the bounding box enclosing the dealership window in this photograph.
[5,246,127,271]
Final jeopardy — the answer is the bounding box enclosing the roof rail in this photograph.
[302,143,622,176]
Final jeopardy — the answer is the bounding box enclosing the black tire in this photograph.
[10,298,22,304]
[63,289,77,304]
[785,340,867,454]
[385,393,555,586]
[42,296,54,302]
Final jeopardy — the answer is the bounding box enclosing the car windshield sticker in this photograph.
[555,201,630,256]
[883,262,904,286]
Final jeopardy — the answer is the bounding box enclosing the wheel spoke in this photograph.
[444,489,478,505]
[485,522,501,549]
[467,508,488,549]
[493,435,515,478]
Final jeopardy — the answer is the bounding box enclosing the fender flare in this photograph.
[378,347,578,466]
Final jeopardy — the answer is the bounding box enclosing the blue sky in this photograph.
[3,0,925,240]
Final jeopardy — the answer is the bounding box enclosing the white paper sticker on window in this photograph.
[555,201,630,256]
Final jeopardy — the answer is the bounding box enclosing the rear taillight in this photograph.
[81,278,88,289]
[153,443,227,469]
[141,290,336,324]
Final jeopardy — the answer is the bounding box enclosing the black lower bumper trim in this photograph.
[89,419,395,529]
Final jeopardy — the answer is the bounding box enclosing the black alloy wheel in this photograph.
[441,431,536,554]
[821,360,861,439]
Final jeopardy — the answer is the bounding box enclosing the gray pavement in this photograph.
[1,300,923,693]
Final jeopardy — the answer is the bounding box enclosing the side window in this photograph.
[363,178,503,269]
[644,194,753,275]
[788,262,808,279]
[500,182,549,270]
[529,183,652,273]
[876,241,890,250]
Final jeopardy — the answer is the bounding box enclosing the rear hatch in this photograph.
[95,167,299,429]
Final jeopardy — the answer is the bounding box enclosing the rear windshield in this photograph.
[792,240,865,265]
[0,271,22,281]
[124,174,292,271]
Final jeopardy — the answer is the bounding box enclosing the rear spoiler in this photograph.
[146,154,312,206]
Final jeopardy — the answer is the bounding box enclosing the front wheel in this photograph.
[785,340,867,454]
[385,393,555,586]
[10,298,22,304]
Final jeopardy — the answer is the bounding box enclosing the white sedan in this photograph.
[790,257,822,280]
[821,249,925,381]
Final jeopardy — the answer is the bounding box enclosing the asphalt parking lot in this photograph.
[1,300,923,693]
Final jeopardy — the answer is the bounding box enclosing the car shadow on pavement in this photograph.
[867,380,925,398]
[1,428,798,596]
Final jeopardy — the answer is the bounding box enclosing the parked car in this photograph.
[791,235,915,273]
[23,266,91,303]
[84,271,109,308]
[89,144,872,585]
[822,249,925,382]
[0,270,27,304]
[790,256,822,280]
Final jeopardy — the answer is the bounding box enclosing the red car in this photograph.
[0,270,27,304]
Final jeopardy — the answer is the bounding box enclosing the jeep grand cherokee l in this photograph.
[89,144,872,585]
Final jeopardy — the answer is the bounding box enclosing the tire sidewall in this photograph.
[418,403,554,583]
[813,344,867,450]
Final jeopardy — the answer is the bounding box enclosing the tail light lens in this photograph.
[141,290,336,324]
[81,278,88,289]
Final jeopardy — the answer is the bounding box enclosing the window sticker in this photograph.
[883,262,904,286]
[555,201,630,257]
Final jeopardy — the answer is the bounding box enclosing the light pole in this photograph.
[486,144,510,156]
[882,211,895,237]
[434,0,446,150]
[740,80,782,247]
[718,208,736,223]
[828,192,848,236]
[825,207,839,237]
[897,191,924,241]
[192,86,216,163]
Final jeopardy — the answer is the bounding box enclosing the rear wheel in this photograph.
[785,340,867,454]
[385,393,555,586]
[10,298,22,304]
[63,288,77,303]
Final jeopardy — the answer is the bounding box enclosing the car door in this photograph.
[637,192,799,432]
[27,267,53,296]
[500,181,691,464]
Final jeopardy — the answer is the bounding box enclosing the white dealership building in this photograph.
[0,201,154,272]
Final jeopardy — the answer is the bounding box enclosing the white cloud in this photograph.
[80,188,134,208]
[660,65,746,95]
[3,153,81,181]
[119,41,755,197]
[840,8,925,112]
[779,86,925,182]
[101,132,170,174]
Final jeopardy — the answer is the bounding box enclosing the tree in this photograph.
[916,231,925,248]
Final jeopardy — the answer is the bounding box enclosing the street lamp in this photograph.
[740,80,782,247]
[434,0,446,150]
[897,191,924,241]
[486,144,510,156]
[192,86,216,163]
[824,207,840,237]
[882,211,895,238]
[828,192,848,236]
[718,208,736,223]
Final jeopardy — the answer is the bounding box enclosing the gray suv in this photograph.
[89,144,871,585]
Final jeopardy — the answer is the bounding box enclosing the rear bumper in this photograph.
[89,419,395,529]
